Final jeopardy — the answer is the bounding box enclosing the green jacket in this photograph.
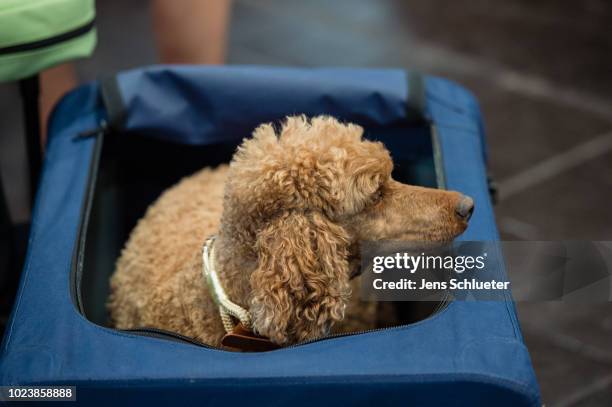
[0,0,96,82]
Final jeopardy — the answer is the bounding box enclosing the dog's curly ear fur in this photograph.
[249,211,351,345]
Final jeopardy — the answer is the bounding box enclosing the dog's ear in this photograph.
[249,211,351,345]
[341,141,393,214]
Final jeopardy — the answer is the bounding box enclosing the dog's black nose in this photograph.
[455,195,474,221]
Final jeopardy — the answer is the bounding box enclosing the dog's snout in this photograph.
[455,195,474,221]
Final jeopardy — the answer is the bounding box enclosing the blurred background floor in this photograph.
[1,0,611,405]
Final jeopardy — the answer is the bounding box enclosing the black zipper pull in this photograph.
[75,119,108,139]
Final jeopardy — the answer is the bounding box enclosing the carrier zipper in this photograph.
[121,328,218,349]
[120,296,450,352]
[77,120,108,139]
[286,296,451,349]
[0,18,95,56]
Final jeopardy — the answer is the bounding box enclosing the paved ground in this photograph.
[1,1,611,405]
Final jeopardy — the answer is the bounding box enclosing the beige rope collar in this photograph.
[202,236,252,333]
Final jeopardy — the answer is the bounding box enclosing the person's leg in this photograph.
[37,1,232,143]
[39,63,78,146]
[151,0,232,65]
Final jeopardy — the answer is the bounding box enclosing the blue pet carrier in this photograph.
[0,66,540,406]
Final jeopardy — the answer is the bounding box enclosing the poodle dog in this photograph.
[108,116,473,348]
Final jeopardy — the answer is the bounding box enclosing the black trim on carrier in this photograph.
[99,76,127,132]
[0,18,96,56]
[431,124,447,190]
[71,128,105,317]
[407,72,426,124]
